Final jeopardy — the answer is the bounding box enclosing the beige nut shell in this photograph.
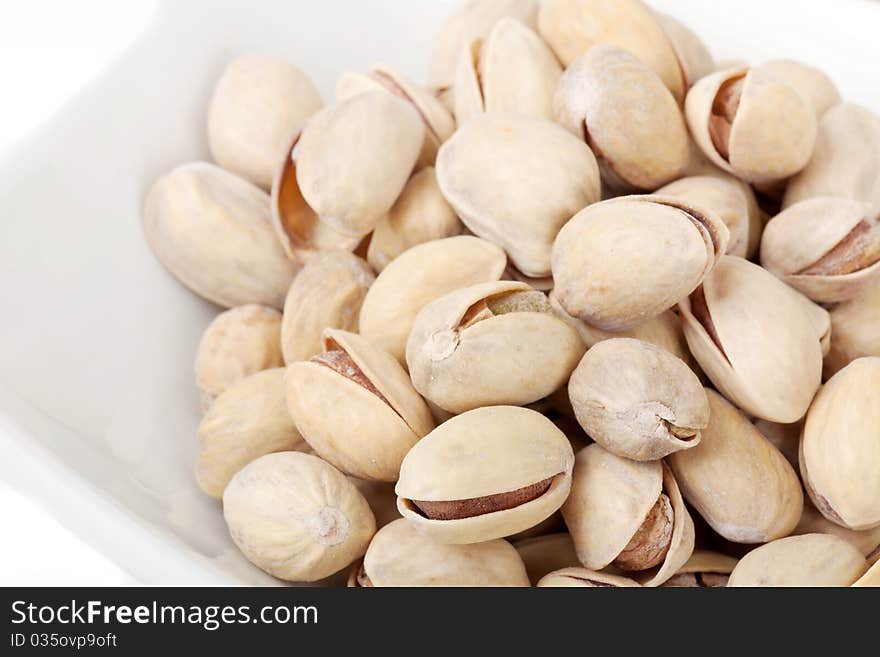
[853,559,880,587]
[514,533,581,585]
[793,500,880,558]
[652,12,715,89]
[537,567,641,588]
[756,59,840,118]
[825,279,880,377]
[662,550,738,587]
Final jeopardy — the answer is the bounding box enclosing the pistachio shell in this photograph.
[852,559,880,587]
[825,278,880,377]
[437,112,600,278]
[407,281,584,414]
[652,12,715,88]
[143,162,297,309]
[755,59,840,118]
[668,390,804,543]
[349,478,401,529]
[359,235,507,363]
[753,418,801,469]
[514,533,581,584]
[223,452,376,582]
[396,406,574,544]
[537,567,640,588]
[661,550,737,587]
[285,329,434,481]
[793,500,880,558]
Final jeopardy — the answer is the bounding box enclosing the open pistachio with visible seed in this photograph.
[513,533,580,585]
[285,329,434,482]
[396,406,574,544]
[662,551,738,588]
[825,278,880,378]
[407,281,584,414]
[537,567,640,588]
[755,59,840,119]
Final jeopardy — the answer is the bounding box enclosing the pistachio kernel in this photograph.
[613,493,674,571]
[799,213,880,276]
[412,476,556,520]
[460,290,552,328]
[311,345,390,406]
[709,75,745,161]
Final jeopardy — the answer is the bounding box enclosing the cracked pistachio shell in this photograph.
[349,479,400,530]
[685,67,817,184]
[853,559,880,587]
[437,113,599,278]
[280,251,375,364]
[568,338,708,461]
[396,406,574,544]
[652,12,714,89]
[794,500,880,559]
[207,55,323,189]
[196,369,305,499]
[562,444,695,587]
[761,197,880,303]
[537,567,640,588]
[366,168,462,272]
[223,452,376,582]
[359,236,507,363]
[285,329,434,482]
[552,195,729,331]
[668,390,804,543]
[538,0,684,102]
[783,103,880,209]
[453,17,562,124]
[679,256,823,422]
[514,533,580,585]
[728,534,867,587]
[825,278,880,377]
[143,162,297,309]
[554,46,688,191]
[662,550,737,587]
[358,519,529,587]
[195,305,283,408]
[756,59,840,119]
[407,281,584,414]
[800,357,880,531]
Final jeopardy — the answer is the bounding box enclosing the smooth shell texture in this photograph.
[756,59,841,118]
[793,500,880,558]
[668,390,804,543]
[653,12,714,88]
[800,358,880,531]
[853,559,880,587]
[679,256,823,422]
[143,162,297,309]
[568,338,708,461]
[513,533,581,585]
[362,519,529,587]
[825,279,880,377]
[396,406,574,544]
[223,452,376,582]
[552,195,729,331]
[554,45,688,190]
[436,112,600,278]
[407,281,584,414]
[359,236,507,363]
[537,567,640,588]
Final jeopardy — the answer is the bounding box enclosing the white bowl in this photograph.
[0,0,878,585]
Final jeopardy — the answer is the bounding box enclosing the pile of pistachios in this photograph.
[143,0,880,587]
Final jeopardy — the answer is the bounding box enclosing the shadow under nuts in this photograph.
[537,567,641,588]
[661,550,738,588]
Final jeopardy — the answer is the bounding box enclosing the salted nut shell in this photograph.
[407,281,584,414]
[196,369,306,499]
[562,444,695,587]
[537,567,641,588]
[568,338,708,462]
[652,12,715,89]
[853,559,880,588]
[552,195,729,332]
[825,278,880,378]
[207,54,323,189]
[794,500,880,559]
[366,167,462,273]
[359,235,507,363]
[286,329,434,482]
[761,197,880,304]
[662,550,737,588]
[436,112,600,278]
[685,66,817,184]
[356,518,529,587]
[800,357,880,531]
[396,406,574,545]
[280,251,375,364]
[513,533,580,585]
[453,17,562,124]
[678,256,823,423]
[668,390,804,543]
[554,45,688,191]
[143,162,298,309]
[728,534,868,587]
[755,59,840,118]
[223,452,376,582]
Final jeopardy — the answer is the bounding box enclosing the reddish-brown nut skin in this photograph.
[413,476,555,521]
[613,494,674,571]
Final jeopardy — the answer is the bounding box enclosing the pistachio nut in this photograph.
[678,256,823,422]
[552,195,729,331]
[396,406,574,544]
[280,250,375,364]
[668,390,804,543]
[825,278,880,377]
[753,418,802,470]
[207,54,323,189]
[453,17,562,124]
[783,103,880,209]
[514,533,580,585]
[223,451,376,582]
[755,59,841,119]
[436,112,600,278]
[793,500,880,559]
[853,559,880,587]
[353,518,529,587]
[761,197,880,303]
[685,67,817,184]
[562,444,695,586]
[359,235,507,363]
[196,369,306,499]
[727,534,867,587]
[406,281,584,414]
[652,12,715,89]
[285,329,434,482]
[143,162,297,309]
[554,45,688,190]
[537,567,640,588]
[350,478,400,530]
[366,167,462,272]
[661,550,737,588]
[568,338,708,461]
[194,305,283,408]
[799,357,880,530]
[504,512,567,544]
